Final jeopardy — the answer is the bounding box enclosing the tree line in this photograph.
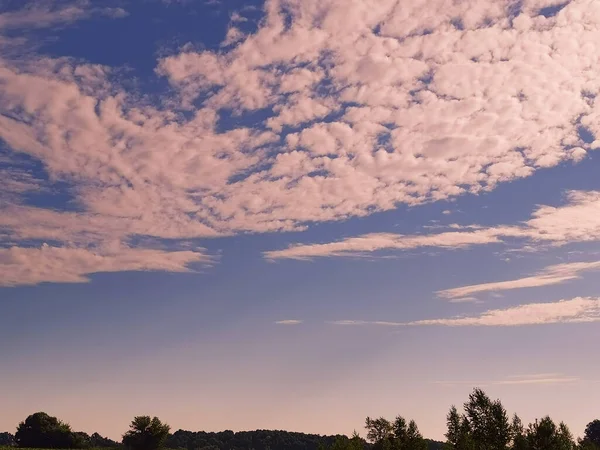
[0,388,598,450]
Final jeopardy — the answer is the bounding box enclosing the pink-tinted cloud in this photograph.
[0,1,127,30]
[409,297,600,326]
[264,191,600,260]
[329,297,600,327]
[435,373,583,386]
[0,244,211,287]
[2,0,600,285]
[437,260,600,300]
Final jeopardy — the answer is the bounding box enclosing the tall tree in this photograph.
[445,389,513,450]
[463,388,511,450]
[556,422,575,450]
[445,406,473,450]
[405,420,427,450]
[122,416,170,450]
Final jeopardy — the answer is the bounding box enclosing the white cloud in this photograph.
[327,320,402,326]
[0,244,211,287]
[438,260,600,300]
[328,297,600,327]
[275,319,303,325]
[264,228,508,260]
[264,190,600,260]
[497,373,580,385]
[2,0,600,284]
[410,297,600,326]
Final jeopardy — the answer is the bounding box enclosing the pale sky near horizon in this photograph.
[1,0,600,442]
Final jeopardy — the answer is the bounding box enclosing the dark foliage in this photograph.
[122,417,170,450]
[582,421,600,449]
[445,389,581,450]
[70,432,121,449]
[15,412,85,449]
[90,432,121,448]
[166,429,346,450]
[0,433,15,447]
[423,441,444,450]
[165,429,442,450]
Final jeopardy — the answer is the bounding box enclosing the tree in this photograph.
[366,417,394,444]
[464,388,511,450]
[405,420,427,450]
[556,422,575,450]
[444,389,513,450]
[525,416,575,450]
[15,412,84,449]
[366,415,426,450]
[511,414,528,450]
[582,421,600,449]
[122,416,170,450]
[329,434,365,450]
[580,441,600,450]
[445,406,473,450]
[90,432,120,448]
[349,431,365,450]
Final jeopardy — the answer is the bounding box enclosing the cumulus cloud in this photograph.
[437,260,600,300]
[264,190,600,260]
[328,297,600,327]
[2,0,600,284]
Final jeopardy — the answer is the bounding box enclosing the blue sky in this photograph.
[1,0,600,442]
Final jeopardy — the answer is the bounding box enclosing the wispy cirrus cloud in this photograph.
[434,373,582,387]
[0,244,212,287]
[264,191,600,260]
[2,0,600,285]
[275,320,303,325]
[328,297,600,327]
[437,260,600,300]
[0,1,127,31]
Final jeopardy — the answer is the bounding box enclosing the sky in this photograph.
[1,0,600,442]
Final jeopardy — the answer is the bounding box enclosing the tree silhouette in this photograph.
[582,421,600,449]
[366,416,426,450]
[0,432,15,447]
[525,416,575,450]
[15,412,83,449]
[122,416,170,450]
